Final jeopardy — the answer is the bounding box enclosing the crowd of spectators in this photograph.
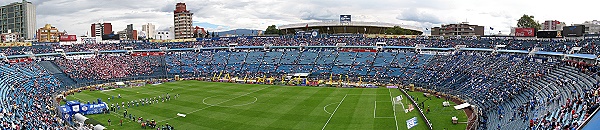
[0,37,599,56]
[0,37,599,129]
[0,62,67,129]
[54,55,165,82]
[163,49,599,130]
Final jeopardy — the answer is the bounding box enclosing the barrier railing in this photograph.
[398,88,434,130]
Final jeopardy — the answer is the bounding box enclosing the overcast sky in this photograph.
[2,0,598,36]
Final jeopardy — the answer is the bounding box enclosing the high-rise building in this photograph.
[574,20,600,34]
[91,22,112,37]
[126,24,133,38]
[132,30,138,40]
[118,24,138,40]
[430,22,484,36]
[142,23,156,39]
[541,20,566,31]
[174,3,194,39]
[0,0,36,40]
[36,24,64,42]
[103,23,112,35]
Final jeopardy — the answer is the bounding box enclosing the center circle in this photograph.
[202,95,258,107]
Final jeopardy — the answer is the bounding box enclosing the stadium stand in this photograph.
[2,38,600,55]
[0,62,66,129]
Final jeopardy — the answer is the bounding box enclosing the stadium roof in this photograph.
[278,21,423,32]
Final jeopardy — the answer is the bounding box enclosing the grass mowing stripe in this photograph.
[65,81,466,130]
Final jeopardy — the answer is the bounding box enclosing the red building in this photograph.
[174,3,194,39]
[132,30,138,40]
[193,26,206,37]
[103,23,112,35]
[91,23,113,37]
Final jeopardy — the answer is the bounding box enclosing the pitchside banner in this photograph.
[407,117,418,129]
[562,25,585,37]
[514,28,535,37]
[60,100,109,120]
[59,35,77,41]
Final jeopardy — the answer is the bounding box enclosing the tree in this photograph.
[205,31,210,38]
[211,32,215,38]
[384,26,423,35]
[517,14,541,29]
[264,25,281,35]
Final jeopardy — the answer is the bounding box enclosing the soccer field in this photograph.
[64,80,463,130]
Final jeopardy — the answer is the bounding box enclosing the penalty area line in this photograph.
[389,89,399,130]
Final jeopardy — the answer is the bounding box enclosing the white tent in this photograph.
[73,113,88,123]
[115,82,125,86]
[454,103,471,110]
[93,124,106,130]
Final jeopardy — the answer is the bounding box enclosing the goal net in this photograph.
[393,95,414,113]
[393,95,402,105]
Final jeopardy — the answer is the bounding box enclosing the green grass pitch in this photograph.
[63,80,466,130]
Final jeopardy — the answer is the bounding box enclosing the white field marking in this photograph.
[397,97,407,113]
[157,86,270,123]
[323,102,338,115]
[388,89,399,130]
[374,117,396,119]
[321,95,347,130]
[345,94,387,96]
[123,84,181,94]
[202,95,258,107]
[374,101,396,118]
[118,88,157,95]
[101,89,116,92]
[110,83,191,97]
[117,89,158,97]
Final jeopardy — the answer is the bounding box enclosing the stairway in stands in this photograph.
[38,61,77,87]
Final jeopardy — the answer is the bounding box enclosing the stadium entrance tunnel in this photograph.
[202,95,258,107]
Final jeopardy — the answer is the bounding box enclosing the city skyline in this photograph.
[1,0,599,36]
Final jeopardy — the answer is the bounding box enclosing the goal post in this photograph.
[393,95,409,113]
[393,95,402,105]
[392,95,414,113]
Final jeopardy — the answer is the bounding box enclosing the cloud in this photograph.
[299,9,337,21]
[396,8,446,24]
[1,0,598,36]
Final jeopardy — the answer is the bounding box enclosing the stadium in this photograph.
[1,31,600,130]
[0,5,600,130]
[278,21,423,35]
